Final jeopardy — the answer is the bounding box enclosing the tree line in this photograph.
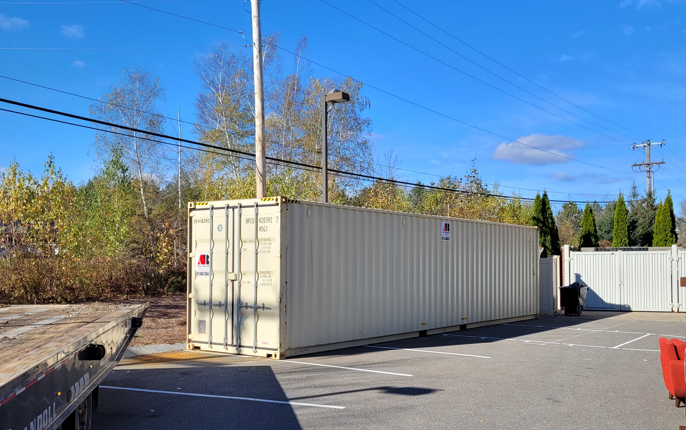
[534,185,682,257]
[0,36,684,302]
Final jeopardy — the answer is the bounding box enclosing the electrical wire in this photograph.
[389,0,649,141]
[114,0,640,174]
[319,0,628,144]
[119,0,244,35]
[0,74,619,198]
[0,46,246,50]
[0,100,620,204]
[367,0,640,142]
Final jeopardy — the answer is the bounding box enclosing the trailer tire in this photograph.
[59,393,93,430]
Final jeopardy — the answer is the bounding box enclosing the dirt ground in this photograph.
[125,294,186,347]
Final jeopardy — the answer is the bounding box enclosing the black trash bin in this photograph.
[559,282,589,316]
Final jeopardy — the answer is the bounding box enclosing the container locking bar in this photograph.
[253,203,259,353]
[235,203,243,350]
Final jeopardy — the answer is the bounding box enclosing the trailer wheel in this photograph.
[59,393,93,430]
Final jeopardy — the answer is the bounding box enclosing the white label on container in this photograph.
[441,222,450,241]
[196,253,210,276]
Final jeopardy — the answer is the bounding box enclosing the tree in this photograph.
[613,193,629,247]
[627,184,656,246]
[664,191,678,243]
[597,200,615,243]
[579,202,599,247]
[653,192,678,246]
[90,67,166,218]
[543,192,561,255]
[556,201,582,247]
[531,192,559,257]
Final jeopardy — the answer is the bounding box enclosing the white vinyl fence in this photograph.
[539,256,560,316]
[564,244,685,312]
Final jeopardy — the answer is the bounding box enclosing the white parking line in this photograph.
[100,386,345,409]
[365,345,491,359]
[611,334,653,349]
[444,333,559,345]
[444,333,658,352]
[660,334,686,339]
[503,322,642,335]
[281,360,413,377]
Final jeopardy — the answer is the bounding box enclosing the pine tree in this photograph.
[579,202,599,247]
[654,192,678,246]
[652,202,668,246]
[612,193,629,247]
[543,192,561,255]
[531,193,547,257]
[597,200,615,243]
[665,191,678,243]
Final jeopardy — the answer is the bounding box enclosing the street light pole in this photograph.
[321,90,350,203]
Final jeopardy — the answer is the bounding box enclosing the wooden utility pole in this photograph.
[632,139,665,194]
[251,0,266,198]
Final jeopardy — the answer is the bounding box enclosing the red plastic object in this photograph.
[659,337,686,405]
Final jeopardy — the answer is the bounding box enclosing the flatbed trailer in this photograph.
[0,303,148,430]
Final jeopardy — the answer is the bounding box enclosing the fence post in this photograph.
[673,244,680,312]
[563,245,571,286]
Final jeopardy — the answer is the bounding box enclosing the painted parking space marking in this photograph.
[100,386,345,409]
[660,334,686,339]
[281,360,413,377]
[611,333,653,349]
[444,333,660,352]
[365,345,491,359]
[503,322,643,335]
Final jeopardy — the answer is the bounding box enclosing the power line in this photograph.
[389,0,649,141]
[119,0,244,35]
[367,0,639,142]
[0,99,618,204]
[319,0,627,144]
[0,76,623,198]
[115,0,639,174]
[0,46,247,50]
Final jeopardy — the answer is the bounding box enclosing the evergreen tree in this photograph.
[654,192,678,246]
[579,202,599,247]
[628,186,657,246]
[613,193,629,247]
[543,192,561,255]
[531,193,547,256]
[652,202,668,246]
[597,200,615,243]
[665,191,678,242]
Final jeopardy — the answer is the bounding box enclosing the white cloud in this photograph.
[551,172,576,182]
[491,134,585,165]
[623,25,635,35]
[551,172,622,184]
[572,30,585,37]
[559,54,574,62]
[72,60,85,68]
[0,14,30,31]
[61,24,84,38]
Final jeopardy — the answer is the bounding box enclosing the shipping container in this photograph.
[186,197,539,358]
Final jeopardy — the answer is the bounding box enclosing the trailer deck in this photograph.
[0,303,148,430]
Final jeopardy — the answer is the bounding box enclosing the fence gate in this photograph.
[564,245,682,312]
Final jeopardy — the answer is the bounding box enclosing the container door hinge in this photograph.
[227,273,238,281]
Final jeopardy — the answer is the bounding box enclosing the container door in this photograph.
[191,204,237,349]
[235,202,282,355]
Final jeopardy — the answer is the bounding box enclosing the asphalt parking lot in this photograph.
[93,311,686,429]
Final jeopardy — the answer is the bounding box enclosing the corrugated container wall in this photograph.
[187,197,539,359]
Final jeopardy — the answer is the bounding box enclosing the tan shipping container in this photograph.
[186,197,539,359]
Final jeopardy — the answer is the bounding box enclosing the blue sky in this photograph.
[1,0,685,209]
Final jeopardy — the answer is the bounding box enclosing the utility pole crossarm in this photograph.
[631,139,666,194]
